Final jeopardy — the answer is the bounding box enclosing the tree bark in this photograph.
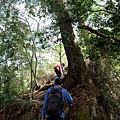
[56,1,89,90]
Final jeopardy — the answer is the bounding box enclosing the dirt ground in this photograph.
[0,73,98,120]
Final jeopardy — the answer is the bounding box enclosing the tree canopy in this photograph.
[0,0,120,119]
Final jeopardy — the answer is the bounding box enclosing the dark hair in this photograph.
[61,63,65,67]
[54,77,63,85]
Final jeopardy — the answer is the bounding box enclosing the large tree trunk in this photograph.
[56,0,89,90]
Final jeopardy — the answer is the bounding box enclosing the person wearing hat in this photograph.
[54,63,65,77]
[41,77,73,120]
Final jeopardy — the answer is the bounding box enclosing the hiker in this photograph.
[54,63,65,77]
[41,77,73,120]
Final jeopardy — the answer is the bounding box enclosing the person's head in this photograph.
[54,77,63,85]
[61,63,65,67]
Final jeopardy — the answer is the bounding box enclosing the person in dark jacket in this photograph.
[54,63,65,77]
[41,77,73,120]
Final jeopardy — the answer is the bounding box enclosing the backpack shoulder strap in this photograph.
[57,87,63,95]
[50,86,54,91]
[49,86,54,94]
[58,87,63,91]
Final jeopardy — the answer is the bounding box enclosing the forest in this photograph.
[0,0,120,120]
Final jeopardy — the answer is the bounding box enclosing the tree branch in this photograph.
[77,24,120,42]
[90,9,120,16]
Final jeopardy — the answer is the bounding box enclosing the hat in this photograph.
[54,77,63,85]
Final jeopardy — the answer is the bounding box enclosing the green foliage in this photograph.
[67,0,94,22]
[0,65,18,106]
[77,107,91,120]
[0,0,119,119]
